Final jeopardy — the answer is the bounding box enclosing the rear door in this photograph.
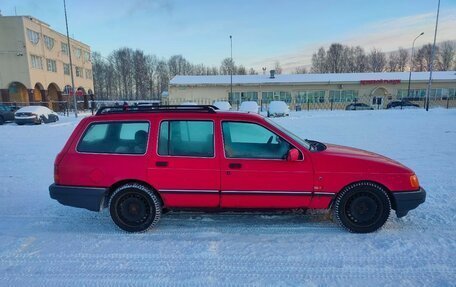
[220,121,314,208]
[148,117,220,208]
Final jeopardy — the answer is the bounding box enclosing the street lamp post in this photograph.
[425,0,441,111]
[63,0,77,118]
[406,32,424,103]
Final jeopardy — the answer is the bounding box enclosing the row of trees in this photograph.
[310,42,455,74]
[92,42,455,100]
[92,49,259,100]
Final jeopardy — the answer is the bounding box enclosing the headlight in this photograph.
[410,174,420,189]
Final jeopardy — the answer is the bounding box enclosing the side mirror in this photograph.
[287,148,300,161]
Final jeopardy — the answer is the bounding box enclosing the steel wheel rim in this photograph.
[116,192,152,227]
[345,191,383,227]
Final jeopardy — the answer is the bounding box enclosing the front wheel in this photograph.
[109,183,161,232]
[333,182,391,233]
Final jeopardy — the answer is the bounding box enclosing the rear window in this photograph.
[158,120,214,157]
[77,121,150,154]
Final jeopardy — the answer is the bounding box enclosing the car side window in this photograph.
[222,122,291,159]
[158,120,214,157]
[77,122,149,154]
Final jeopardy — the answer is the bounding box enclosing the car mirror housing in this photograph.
[287,148,300,161]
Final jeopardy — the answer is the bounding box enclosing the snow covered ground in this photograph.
[0,109,455,286]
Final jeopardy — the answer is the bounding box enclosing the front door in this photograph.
[220,121,314,208]
[372,96,383,109]
[148,119,220,208]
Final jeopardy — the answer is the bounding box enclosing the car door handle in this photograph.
[229,163,242,169]
[155,161,168,167]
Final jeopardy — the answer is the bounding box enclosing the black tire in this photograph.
[109,183,161,232]
[0,116,4,125]
[333,182,391,233]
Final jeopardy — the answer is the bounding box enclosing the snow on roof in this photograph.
[170,71,456,86]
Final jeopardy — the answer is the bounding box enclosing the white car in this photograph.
[180,102,197,106]
[268,101,290,117]
[15,106,59,125]
[213,101,231,111]
[239,101,259,113]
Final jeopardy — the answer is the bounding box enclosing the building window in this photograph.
[75,66,83,78]
[61,42,69,55]
[47,59,57,72]
[85,69,92,79]
[27,29,40,45]
[73,46,82,59]
[30,54,43,69]
[228,91,258,104]
[63,63,70,75]
[329,90,358,102]
[84,51,91,62]
[261,91,292,104]
[296,91,325,103]
[44,35,54,50]
[396,89,426,100]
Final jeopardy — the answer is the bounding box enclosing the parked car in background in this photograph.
[15,106,59,125]
[268,101,290,117]
[50,105,425,233]
[387,100,420,109]
[180,102,197,106]
[213,101,231,111]
[239,101,259,113]
[0,104,15,125]
[345,103,374,111]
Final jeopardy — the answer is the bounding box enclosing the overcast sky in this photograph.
[1,0,455,72]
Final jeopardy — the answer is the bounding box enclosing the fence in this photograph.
[164,96,456,111]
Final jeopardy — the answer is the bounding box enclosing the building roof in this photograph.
[170,71,456,86]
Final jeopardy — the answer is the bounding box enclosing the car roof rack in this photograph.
[95,104,219,115]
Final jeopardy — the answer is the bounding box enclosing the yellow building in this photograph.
[169,71,456,109]
[0,15,93,110]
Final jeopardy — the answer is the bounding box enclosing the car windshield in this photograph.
[265,118,310,149]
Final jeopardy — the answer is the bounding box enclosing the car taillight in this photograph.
[410,174,420,189]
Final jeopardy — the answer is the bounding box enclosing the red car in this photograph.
[49,105,425,233]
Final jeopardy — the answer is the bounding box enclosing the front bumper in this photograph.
[49,184,107,212]
[392,187,426,218]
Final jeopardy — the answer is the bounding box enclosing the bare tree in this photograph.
[368,48,386,72]
[440,41,455,71]
[397,48,409,72]
[354,46,368,72]
[415,44,441,72]
[387,52,399,72]
[274,61,283,74]
[294,66,308,74]
[237,65,247,75]
[133,50,149,99]
[326,43,345,73]
[220,57,235,75]
[248,68,257,75]
[311,47,327,73]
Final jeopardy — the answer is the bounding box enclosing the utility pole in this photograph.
[425,0,440,111]
[63,0,77,117]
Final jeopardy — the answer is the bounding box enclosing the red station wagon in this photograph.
[49,105,426,233]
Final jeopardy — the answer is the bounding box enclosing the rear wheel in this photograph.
[109,183,161,232]
[333,182,390,233]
